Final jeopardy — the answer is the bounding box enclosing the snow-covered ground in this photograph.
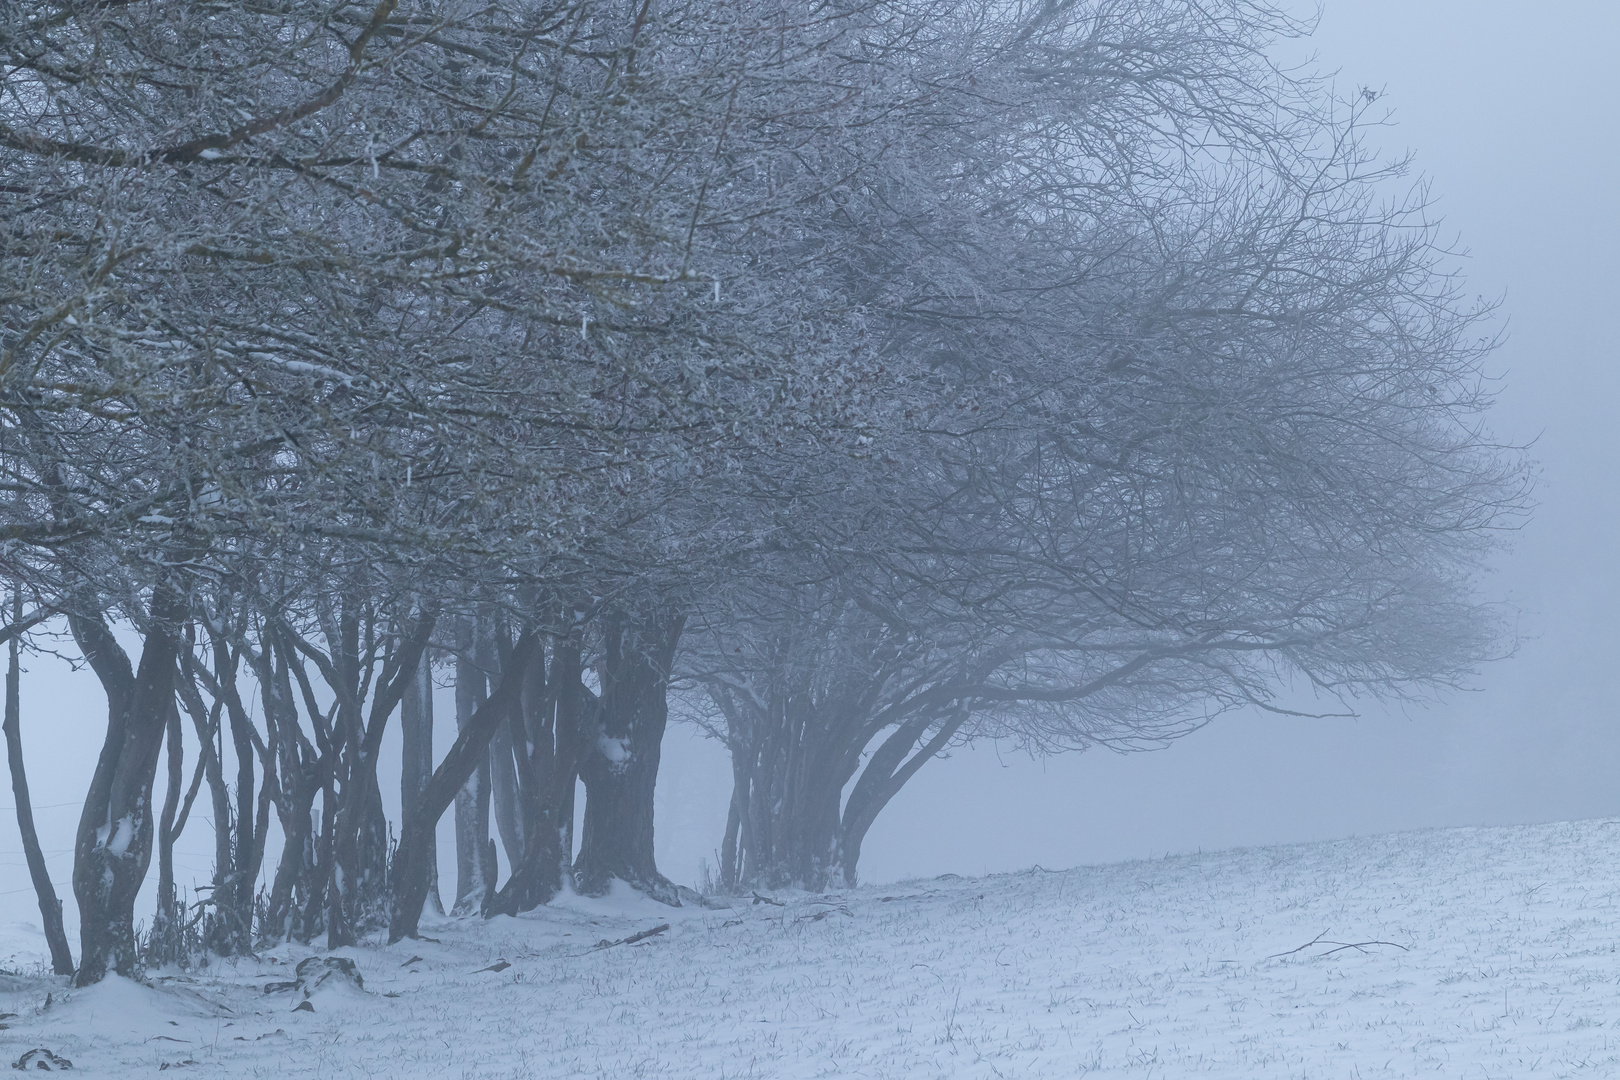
[5,818,1620,1077]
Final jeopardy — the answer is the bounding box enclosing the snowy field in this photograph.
[5,818,1620,1078]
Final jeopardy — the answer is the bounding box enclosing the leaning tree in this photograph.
[679,0,1529,891]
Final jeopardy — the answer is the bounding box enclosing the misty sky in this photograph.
[850,0,1620,882]
[5,1,1619,934]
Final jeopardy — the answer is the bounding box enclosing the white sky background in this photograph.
[5,0,1620,943]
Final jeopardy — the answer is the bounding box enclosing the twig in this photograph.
[1267,931,1408,960]
[1317,940,1408,957]
[794,905,850,923]
[1267,931,1329,959]
[592,923,670,950]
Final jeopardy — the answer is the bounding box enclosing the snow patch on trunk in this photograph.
[596,734,631,765]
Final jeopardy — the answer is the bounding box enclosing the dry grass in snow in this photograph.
[5,819,1620,1077]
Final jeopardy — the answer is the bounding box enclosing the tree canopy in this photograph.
[0,0,1527,980]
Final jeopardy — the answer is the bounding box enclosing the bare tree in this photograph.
[679,0,1530,891]
[1,595,73,975]
[0,0,1529,967]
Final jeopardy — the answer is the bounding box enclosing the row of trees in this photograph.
[0,0,1526,986]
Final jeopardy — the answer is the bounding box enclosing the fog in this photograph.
[484,0,1620,887]
[4,0,1617,940]
[854,0,1620,881]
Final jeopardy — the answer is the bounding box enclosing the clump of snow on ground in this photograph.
[5,819,1620,1077]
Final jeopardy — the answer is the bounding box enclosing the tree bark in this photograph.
[834,709,968,887]
[306,768,338,942]
[389,630,538,943]
[451,618,494,914]
[487,628,527,878]
[489,713,525,877]
[70,584,186,985]
[263,779,318,943]
[718,778,742,894]
[484,633,591,917]
[707,643,967,893]
[151,700,184,964]
[574,610,684,902]
[325,609,434,946]
[174,656,233,954]
[399,650,443,915]
[248,632,326,945]
[322,602,363,949]
[223,647,257,953]
[2,599,74,976]
[715,686,861,893]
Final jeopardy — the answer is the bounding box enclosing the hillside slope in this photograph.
[4,819,1619,1077]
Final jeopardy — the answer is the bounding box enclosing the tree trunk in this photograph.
[151,700,184,964]
[574,610,684,903]
[225,658,257,953]
[710,665,962,894]
[203,714,234,952]
[718,766,743,894]
[451,620,493,914]
[835,709,968,888]
[390,631,538,943]
[786,771,846,891]
[174,660,233,955]
[399,651,442,915]
[489,713,525,877]
[486,628,528,878]
[2,599,74,976]
[323,603,364,949]
[484,633,590,917]
[245,777,272,935]
[717,690,857,894]
[70,585,186,985]
[263,779,318,943]
[254,634,325,945]
[311,606,435,947]
[304,771,338,942]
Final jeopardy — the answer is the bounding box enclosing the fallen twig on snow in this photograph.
[1267,932,1409,960]
[592,924,670,950]
[1317,940,1408,956]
